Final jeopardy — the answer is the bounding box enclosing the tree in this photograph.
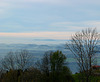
[35,51,51,82]
[50,50,68,82]
[1,51,16,71]
[36,50,73,82]
[1,69,20,82]
[50,50,66,73]
[18,67,42,82]
[0,66,3,78]
[1,50,32,71]
[40,51,50,77]
[66,28,100,82]
[15,50,32,70]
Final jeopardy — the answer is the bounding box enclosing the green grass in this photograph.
[73,73,100,82]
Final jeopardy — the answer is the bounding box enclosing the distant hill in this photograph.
[1,43,100,74]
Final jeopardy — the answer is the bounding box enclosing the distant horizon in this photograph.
[0,32,72,44]
[0,38,68,44]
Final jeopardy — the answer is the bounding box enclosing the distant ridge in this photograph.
[33,39,68,41]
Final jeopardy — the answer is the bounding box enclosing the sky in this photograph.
[0,0,100,44]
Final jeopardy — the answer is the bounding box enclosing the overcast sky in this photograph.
[0,0,100,43]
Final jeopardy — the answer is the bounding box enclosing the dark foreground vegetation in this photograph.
[0,28,100,82]
[1,50,100,82]
[0,50,74,82]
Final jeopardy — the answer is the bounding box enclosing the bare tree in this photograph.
[66,28,100,82]
[15,50,32,70]
[35,51,51,76]
[1,50,32,71]
[1,51,16,71]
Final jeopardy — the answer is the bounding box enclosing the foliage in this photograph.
[36,50,74,82]
[73,73,100,82]
[0,51,74,82]
[1,69,22,82]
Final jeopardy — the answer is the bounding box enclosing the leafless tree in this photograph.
[1,51,16,71]
[15,50,32,70]
[66,28,100,82]
[35,51,51,75]
[1,50,32,71]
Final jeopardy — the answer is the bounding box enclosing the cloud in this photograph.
[19,0,100,6]
[0,0,68,6]
[0,32,74,40]
[50,21,100,32]
[1,0,100,8]
[1,20,100,33]
[83,21,100,27]
[14,0,70,5]
[0,2,10,14]
[0,0,100,33]
[0,0,100,11]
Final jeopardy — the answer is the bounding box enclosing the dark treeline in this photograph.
[0,50,74,82]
